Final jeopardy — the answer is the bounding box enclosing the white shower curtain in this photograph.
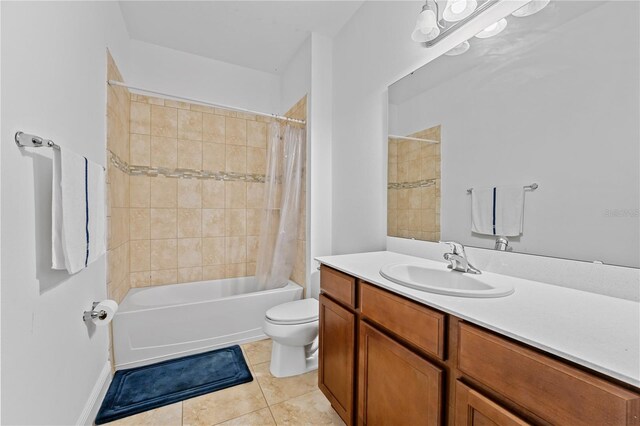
[255,122,305,290]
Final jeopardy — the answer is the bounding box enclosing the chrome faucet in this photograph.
[441,241,481,274]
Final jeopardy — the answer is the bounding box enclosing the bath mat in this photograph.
[95,345,252,424]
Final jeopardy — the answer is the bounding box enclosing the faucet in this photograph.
[441,241,482,274]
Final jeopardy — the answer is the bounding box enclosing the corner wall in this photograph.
[1,2,131,424]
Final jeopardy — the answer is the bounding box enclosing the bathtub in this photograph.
[112,276,303,369]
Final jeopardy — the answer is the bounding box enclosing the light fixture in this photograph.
[475,17,507,38]
[444,40,470,56]
[443,0,478,22]
[411,1,440,42]
[512,0,550,17]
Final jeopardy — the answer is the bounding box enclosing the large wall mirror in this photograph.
[388,0,639,268]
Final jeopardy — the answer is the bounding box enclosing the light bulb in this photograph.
[475,18,507,39]
[443,0,478,22]
[512,0,550,17]
[412,9,440,42]
[444,40,470,56]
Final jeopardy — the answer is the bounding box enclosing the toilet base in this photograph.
[269,340,319,378]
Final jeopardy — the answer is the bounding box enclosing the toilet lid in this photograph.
[266,299,319,325]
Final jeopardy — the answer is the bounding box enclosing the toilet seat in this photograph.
[265,298,318,325]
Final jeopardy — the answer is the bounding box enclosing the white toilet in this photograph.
[263,298,319,378]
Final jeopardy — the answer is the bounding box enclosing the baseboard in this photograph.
[76,361,112,426]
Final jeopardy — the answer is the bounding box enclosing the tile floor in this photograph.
[106,339,345,426]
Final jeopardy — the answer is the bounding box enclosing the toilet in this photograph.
[263,298,319,378]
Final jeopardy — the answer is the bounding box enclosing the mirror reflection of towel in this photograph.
[471,186,524,237]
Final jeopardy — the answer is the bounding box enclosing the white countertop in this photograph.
[316,251,640,388]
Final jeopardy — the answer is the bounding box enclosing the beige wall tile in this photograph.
[225,182,246,208]
[203,113,225,144]
[130,208,150,240]
[130,176,150,208]
[246,209,261,236]
[151,105,178,138]
[178,238,202,267]
[202,209,225,237]
[226,145,247,173]
[225,263,247,278]
[150,136,177,169]
[130,134,150,166]
[178,209,202,238]
[130,102,150,135]
[190,104,216,114]
[202,237,225,265]
[178,267,203,283]
[130,240,150,272]
[151,269,177,286]
[150,208,177,239]
[246,235,259,263]
[178,109,203,141]
[202,180,225,209]
[203,265,225,280]
[247,121,267,148]
[202,142,225,172]
[110,207,129,249]
[178,179,202,208]
[164,99,190,109]
[150,177,177,208]
[225,209,246,236]
[130,272,151,288]
[247,147,266,174]
[246,262,256,276]
[177,139,202,170]
[150,239,178,271]
[225,117,247,145]
[247,183,264,209]
[225,236,246,263]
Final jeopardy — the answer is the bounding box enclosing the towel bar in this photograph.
[15,131,60,150]
[467,183,538,194]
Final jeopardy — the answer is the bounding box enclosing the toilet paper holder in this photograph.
[83,302,108,322]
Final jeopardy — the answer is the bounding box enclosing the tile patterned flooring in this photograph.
[107,339,345,426]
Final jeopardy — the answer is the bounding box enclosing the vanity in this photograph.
[316,251,640,426]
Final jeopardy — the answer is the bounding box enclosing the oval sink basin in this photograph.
[380,263,515,298]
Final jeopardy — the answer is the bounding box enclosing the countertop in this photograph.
[316,251,640,388]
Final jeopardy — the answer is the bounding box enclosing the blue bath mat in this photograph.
[95,345,252,424]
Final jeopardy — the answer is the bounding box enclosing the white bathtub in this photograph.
[112,276,303,369]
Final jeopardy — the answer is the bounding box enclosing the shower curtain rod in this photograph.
[107,80,306,125]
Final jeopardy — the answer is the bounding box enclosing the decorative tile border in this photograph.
[109,150,265,183]
[388,179,437,190]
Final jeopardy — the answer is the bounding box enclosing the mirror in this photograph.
[388,1,639,268]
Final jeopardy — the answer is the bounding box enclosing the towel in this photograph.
[52,149,105,274]
[471,186,524,237]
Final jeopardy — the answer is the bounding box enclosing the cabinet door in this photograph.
[455,381,530,426]
[319,294,356,425]
[358,322,442,426]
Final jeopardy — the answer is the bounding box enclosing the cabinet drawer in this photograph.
[455,381,531,426]
[360,282,445,360]
[320,265,356,308]
[458,323,640,426]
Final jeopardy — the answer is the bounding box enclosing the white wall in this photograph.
[391,2,640,267]
[280,37,312,115]
[128,40,282,115]
[1,2,130,424]
[330,0,531,255]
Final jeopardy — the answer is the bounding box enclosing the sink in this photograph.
[379,263,515,298]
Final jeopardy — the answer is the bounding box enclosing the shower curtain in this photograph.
[255,122,305,290]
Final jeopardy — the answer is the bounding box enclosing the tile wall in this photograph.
[106,51,131,304]
[387,125,441,241]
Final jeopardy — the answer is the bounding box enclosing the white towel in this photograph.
[52,149,105,274]
[471,185,524,237]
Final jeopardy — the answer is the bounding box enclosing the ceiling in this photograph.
[119,1,364,74]
[389,0,604,105]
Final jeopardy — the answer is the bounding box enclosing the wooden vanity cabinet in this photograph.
[318,266,640,426]
[358,321,443,426]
